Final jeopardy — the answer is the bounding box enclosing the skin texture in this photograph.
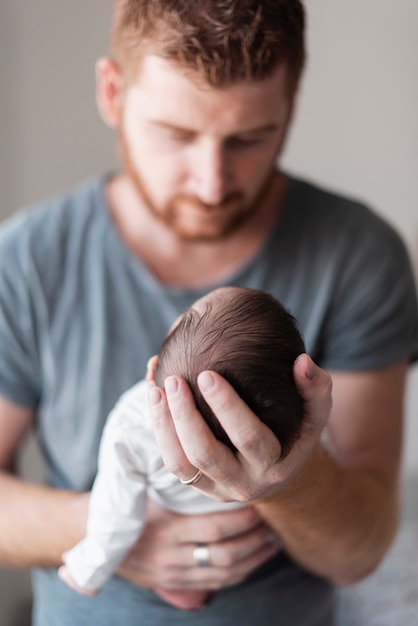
[0,51,407,601]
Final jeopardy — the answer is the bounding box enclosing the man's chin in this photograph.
[166,205,255,242]
[170,228,230,243]
[168,217,248,243]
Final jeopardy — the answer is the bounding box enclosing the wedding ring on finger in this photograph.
[179,468,203,486]
[193,544,212,568]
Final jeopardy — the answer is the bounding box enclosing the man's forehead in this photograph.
[128,55,292,130]
[133,53,290,96]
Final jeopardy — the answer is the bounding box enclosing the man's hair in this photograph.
[111,0,306,90]
[155,287,305,458]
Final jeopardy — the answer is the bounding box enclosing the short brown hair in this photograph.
[111,0,306,90]
[155,287,305,458]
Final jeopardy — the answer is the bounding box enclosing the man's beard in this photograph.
[118,131,276,243]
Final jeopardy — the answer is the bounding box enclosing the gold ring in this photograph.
[180,468,203,486]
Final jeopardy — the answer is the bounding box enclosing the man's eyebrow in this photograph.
[150,121,195,133]
[233,123,281,137]
[150,120,280,136]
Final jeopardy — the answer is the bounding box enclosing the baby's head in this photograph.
[154,286,305,458]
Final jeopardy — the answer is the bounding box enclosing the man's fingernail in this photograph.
[198,371,215,391]
[149,387,162,406]
[165,376,178,396]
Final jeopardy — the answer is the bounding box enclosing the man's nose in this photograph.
[189,140,231,205]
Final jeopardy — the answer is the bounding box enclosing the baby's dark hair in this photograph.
[154,286,305,458]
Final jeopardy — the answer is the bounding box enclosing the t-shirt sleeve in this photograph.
[0,213,41,407]
[320,214,418,371]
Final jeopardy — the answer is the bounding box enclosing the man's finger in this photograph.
[148,383,193,477]
[293,354,332,434]
[197,370,282,468]
[163,375,236,479]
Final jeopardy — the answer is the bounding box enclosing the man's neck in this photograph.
[105,172,287,289]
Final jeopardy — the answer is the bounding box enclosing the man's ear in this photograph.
[146,355,159,382]
[96,57,124,128]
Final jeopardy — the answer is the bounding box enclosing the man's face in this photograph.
[119,55,294,242]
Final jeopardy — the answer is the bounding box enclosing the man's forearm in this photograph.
[255,444,399,586]
[0,471,88,568]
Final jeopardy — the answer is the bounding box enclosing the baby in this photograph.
[59,286,305,609]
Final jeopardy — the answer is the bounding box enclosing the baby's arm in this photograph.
[59,407,148,593]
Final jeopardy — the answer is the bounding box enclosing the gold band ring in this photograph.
[180,468,203,486]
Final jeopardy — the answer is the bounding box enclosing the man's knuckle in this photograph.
[233,426,259,451]
[215,493,236,503]
[227,482,256,503]
[187,443,217,473]
[188,450,210,469]
[217,568,233,584]
[321,376,333,401]
[217,551,234,568]
[163,458,186,476]
[210,393,235,416]
[156,553,172,569]
[204,521,223,543]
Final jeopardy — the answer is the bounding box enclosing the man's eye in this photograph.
[226,136,264,149]
[170,131,195,143]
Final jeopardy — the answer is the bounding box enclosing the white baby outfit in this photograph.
[64,380,240,590]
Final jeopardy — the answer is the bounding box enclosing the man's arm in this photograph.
[150,354,406,585]
[255,358,405,585]
[0,395,89,567]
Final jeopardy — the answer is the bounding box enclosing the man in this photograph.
[0,2,416,625]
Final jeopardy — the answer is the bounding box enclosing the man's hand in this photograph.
[149,353,331,503]
[117,500,279,591]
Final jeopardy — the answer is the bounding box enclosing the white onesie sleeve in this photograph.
[64,404,149,591]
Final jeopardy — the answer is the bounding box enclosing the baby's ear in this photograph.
[146,355,159,381]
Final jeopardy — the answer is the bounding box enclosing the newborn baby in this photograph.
[59,286,305,610]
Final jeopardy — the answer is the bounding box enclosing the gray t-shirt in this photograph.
[0,173,417,626]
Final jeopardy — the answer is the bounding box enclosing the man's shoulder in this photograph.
[290,175,376,219]
[0,177,107,248]
[287,174,405,249]
[0,176,109,275]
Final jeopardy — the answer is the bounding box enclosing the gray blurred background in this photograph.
[0,1,417,624]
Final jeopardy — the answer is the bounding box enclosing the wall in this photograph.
[0,2,417,624]
[0,0,116,216]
